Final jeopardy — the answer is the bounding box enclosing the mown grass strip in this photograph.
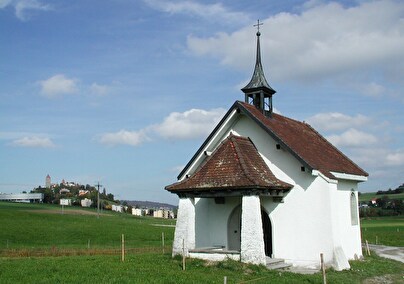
[0,253,403,283]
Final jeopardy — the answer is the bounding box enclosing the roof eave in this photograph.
[166,185,292,197]
[330,171,368,182]
[241,85,276,95]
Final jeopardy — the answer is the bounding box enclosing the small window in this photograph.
[350,191,358,225]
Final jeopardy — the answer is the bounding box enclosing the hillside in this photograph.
[359,192,404,202]
[123,200,177,210]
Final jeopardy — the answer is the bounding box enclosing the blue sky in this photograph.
[1,0,403,205]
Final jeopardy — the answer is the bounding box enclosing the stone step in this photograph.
[266,257,284,264]
[266,258,292,270]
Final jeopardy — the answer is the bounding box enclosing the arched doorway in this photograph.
[261,209,272,257]
[227,205,241,251]
[227,205,272,255]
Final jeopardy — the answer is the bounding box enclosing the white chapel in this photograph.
[165,25,368,270]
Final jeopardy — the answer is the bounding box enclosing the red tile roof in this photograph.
[237,101,368,179]
[165,134,292,193]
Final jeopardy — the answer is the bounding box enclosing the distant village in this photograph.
[358,183,404,217]
[0,175,175,219]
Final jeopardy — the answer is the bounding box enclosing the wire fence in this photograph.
[0,234,172,258]
[0,245,172,258]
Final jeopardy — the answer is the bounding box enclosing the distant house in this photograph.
[59,188,70,194]
[153,209,164,218]
[0,193,43,203]
[81,198,92,207]
[60,199,72,206]
[132,207,174,218]
[79,190,90,196]
[132,208,145,216]
[112,204,124,213]
[370,198,377,205]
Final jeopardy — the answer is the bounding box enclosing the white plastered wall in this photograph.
[232,115,339,268]
[194,197,241,249]
[332,179,362,259]
[261,177,336,268]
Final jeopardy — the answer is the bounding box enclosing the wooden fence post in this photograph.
[162,232,165,254]
[320,253,326,284]
[182,239,186,271]
[365,240,371,256]
[224,276,227,284]
[121,234,125,262]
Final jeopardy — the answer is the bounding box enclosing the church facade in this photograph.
[165,27,368,270]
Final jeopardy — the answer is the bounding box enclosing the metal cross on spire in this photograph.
[253,19,263,35]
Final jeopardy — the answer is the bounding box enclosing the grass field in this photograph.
[0,250,403,283]
[0,202,175,250]
[0,202,403,283]
[360,216,404,247]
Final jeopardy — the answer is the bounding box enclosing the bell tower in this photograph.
[242,20,276,117]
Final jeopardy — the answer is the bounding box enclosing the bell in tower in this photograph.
[242,20,276,117]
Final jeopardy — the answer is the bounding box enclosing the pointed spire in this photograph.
[242,20,276,116]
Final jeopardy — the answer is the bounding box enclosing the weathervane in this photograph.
[253,19,263,35]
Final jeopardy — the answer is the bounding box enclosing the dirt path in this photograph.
[368,244,404,263]
[25,209,110,216]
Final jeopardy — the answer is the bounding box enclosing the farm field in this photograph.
[0,202,403,283]
[360,216,404,247]
[0,202,175,250]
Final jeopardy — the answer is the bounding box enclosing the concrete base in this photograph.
[189,249,240,262]
[332,246,350,271]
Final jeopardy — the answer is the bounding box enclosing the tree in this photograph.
[31,187,54,204]
[107,193,114,201]
[376,195,389,208]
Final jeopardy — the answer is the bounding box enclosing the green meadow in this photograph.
[0,202,403,283]
[361,216,404,247]
[0,202,175,250]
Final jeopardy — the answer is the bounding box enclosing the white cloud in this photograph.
[357,82,386,98]
[151,108,226,140]
[187,1,404,83]
[39,74,78,98]
[11,136,55,148]
[90,83,109,96]
[143,0,250,25]
[306,112,371,131]
[326,128,378,147]
[385,149,404,166]
[98,107,226,147]
[169,165,185,174]
[99,130,150,147]
[0,0,51,21]
[0,0,12,9]
[350,147,404,169]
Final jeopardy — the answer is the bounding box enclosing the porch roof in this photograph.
[165,134,292,195]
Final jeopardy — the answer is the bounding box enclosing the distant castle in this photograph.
[45,175,78,189]
[46,174,51,189]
